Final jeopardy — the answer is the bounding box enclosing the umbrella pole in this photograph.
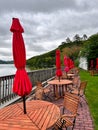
[59,76,60,82]
[23,96,26,114]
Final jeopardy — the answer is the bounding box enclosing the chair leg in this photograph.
[72,118,76,130]
[43,93,53,101]
[62,107,65,114]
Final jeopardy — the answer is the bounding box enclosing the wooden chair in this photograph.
[74,67,80,75]
[53,92,79,130]
[72,75,81,88]
[35,81,52,101]
[35,81,43,100]
[68,75,80,92]
[70,80,88,107]
[70,80,87,98]
[67,68,73,74]
[62,71,68,79]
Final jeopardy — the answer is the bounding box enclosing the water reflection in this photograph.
[0,64,31,77]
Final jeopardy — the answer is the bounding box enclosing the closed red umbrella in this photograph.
[56,50,62,81]
[10,18,32,114]
[69,59,75,69]
[64,56,70,73]
[90,60,94,69]
[96,58,98,70]
[64,56,68,66]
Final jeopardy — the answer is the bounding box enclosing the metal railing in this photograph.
[0,67,56,107]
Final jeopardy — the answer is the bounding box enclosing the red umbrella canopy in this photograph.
[10,18,32,96]
[56,50,62,77]
[96,58,98,70]
[64,56,70,72]
[69,59,75,69]
[90,60,94,68]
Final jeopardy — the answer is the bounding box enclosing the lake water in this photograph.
[0,64,31,77]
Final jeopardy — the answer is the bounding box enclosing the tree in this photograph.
[66,37,71,43]
[82,34,88,41]
[73,34,81,42]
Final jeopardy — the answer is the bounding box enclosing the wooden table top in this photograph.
[48,79,72,85]
[0,100,60,130]
[67,73,75,76]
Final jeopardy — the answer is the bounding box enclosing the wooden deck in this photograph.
[0,84,94,130]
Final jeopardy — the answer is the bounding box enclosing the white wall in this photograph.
[79,57,88,70]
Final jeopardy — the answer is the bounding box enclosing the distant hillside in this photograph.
[0,60,13,64]
[27,38,84,69]
[27,49,56,69]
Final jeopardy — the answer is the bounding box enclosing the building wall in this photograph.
[79,57,88,70]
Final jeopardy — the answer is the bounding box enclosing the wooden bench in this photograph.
[89,69,98,76]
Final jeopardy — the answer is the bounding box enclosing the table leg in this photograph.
[61,85,64,96]
[53,85,56,97]
[54,85,60,100]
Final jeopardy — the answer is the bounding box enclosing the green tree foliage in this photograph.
[80,33,98,68]
[27,50,56,69]
[82,34,88,41]
[66,37,71,43]
[73,34,81,42]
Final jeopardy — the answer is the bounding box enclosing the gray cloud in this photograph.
[0,0,77,13]
[0,0,98,60]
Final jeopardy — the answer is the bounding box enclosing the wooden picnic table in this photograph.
[0,100,60,130]
[48,79,72,99]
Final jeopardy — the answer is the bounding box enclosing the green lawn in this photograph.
[79,69,98,130]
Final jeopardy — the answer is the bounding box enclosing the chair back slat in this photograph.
[79,81,87,95]
[64,92,79,115]
[80,81,87,90]
[72,75,80,88]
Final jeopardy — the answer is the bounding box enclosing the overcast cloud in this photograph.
[0,0,98,61]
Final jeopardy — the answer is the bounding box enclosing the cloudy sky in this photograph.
[0,0,98,61]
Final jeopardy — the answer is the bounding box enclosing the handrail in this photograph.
[0,67,56,108]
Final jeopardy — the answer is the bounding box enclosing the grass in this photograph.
[79,69,98,130]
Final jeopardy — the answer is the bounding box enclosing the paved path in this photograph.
[74,96,94,130]
[49,95,94,130]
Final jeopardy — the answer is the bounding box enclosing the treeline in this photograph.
[27,50,56,69]
[0,60,13,64]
